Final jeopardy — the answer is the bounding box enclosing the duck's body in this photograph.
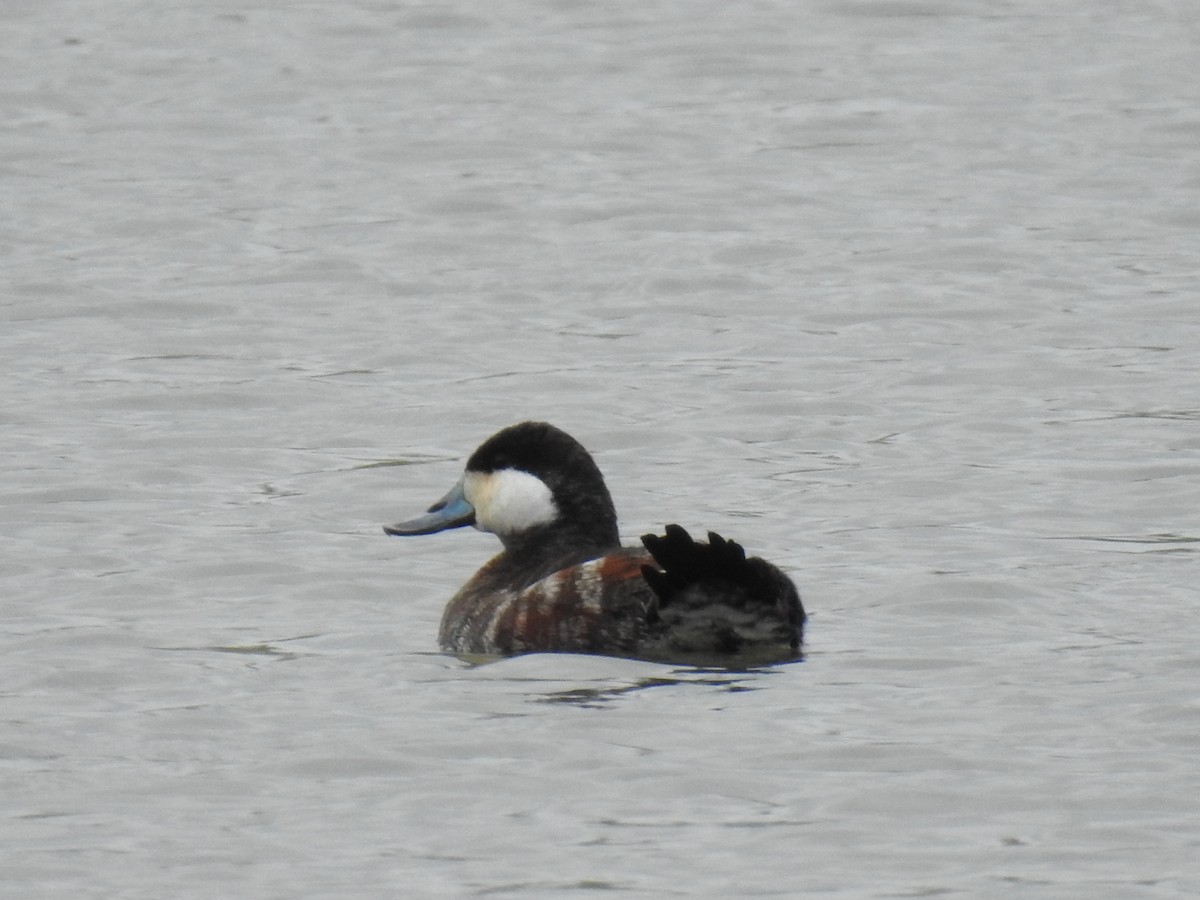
[384,422,805,666]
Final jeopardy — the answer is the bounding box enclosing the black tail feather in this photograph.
[639,524,805,661]
[641,524,752,606]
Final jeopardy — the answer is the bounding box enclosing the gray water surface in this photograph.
[3,1,1198,897]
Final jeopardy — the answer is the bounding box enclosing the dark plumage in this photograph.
[383,422,805,666]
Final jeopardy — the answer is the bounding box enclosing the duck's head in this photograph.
[383,422,620,553]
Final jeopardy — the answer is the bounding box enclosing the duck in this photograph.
[382,421,805,666]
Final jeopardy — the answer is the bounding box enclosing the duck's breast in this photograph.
[439,549,653,656]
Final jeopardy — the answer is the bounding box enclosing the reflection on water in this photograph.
[160,637,322,662]
[203,642,311,661]
[536,670,777,709]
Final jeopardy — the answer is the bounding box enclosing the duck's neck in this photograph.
[487,517,620,591]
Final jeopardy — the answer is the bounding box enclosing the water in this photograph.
[3,1,1198,897]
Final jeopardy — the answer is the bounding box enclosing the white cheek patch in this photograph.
[464,469,557,536]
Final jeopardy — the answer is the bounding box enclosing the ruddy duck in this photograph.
[383,421,805,666]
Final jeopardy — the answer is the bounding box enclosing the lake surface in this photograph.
[3,1,1198,897]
